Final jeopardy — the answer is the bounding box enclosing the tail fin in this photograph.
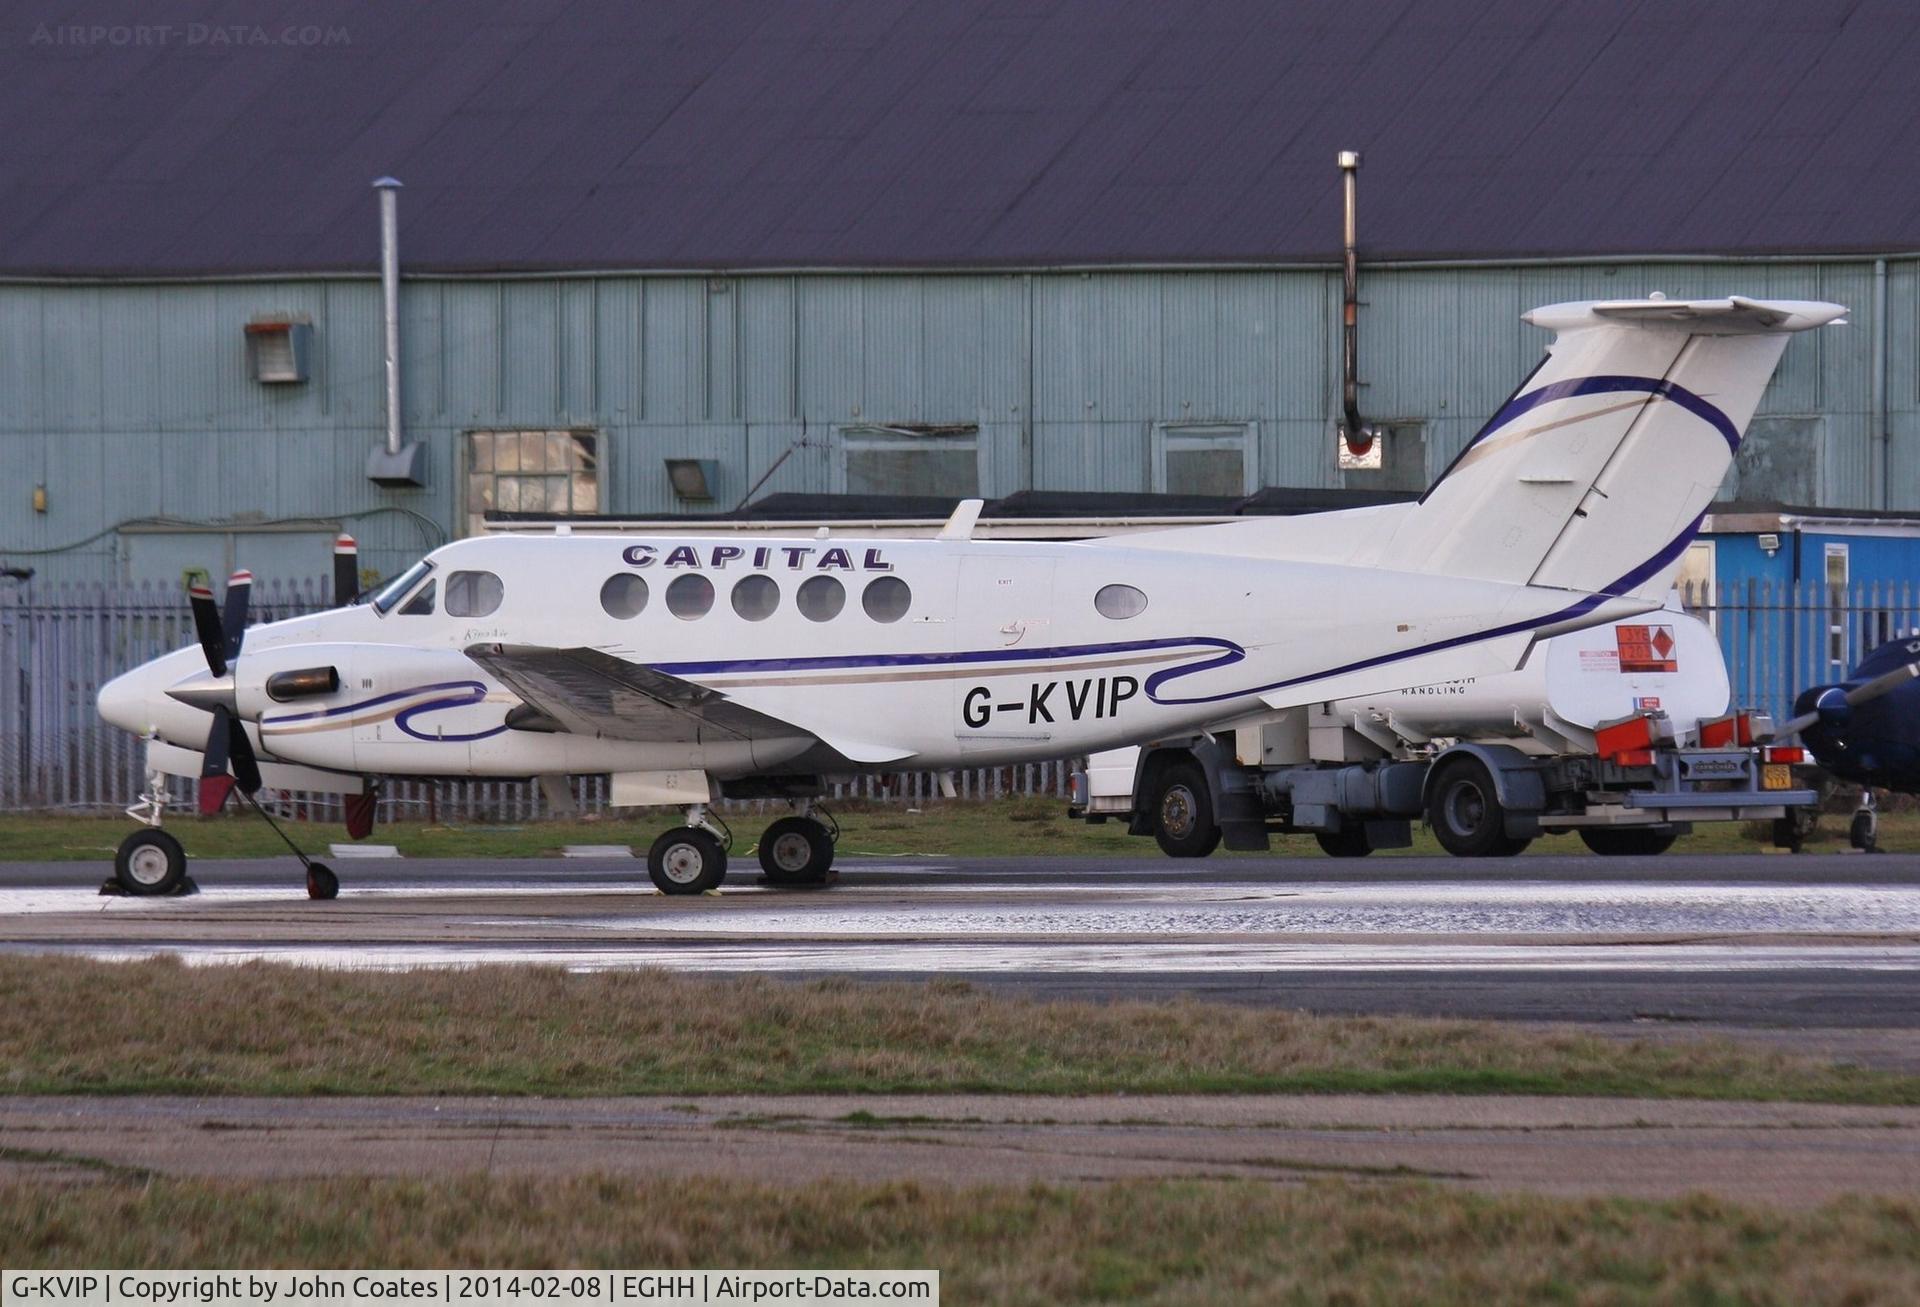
[1378,295,1846,601]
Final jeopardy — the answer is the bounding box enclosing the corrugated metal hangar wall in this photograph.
[2,258,1913,586]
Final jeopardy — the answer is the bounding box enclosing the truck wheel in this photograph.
[1150,760,1221,859]
[1426,757,1530,858]
[1577,828,1678,857]
[1315,828,1373,858]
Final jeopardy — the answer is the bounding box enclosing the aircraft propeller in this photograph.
[181,570,264,794]
[1772,658,1920,739]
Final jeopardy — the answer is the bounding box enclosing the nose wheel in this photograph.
[113,828,190,897]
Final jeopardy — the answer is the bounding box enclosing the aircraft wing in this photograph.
[465,643,801,744]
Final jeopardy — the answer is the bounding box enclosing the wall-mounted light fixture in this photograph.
[245,313,313,384]
[32,484,47,513]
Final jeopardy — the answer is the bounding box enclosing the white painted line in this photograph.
[328,844,403,859]
[562,845,634,859]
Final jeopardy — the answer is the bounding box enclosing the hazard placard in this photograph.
[1616,624,1678,674]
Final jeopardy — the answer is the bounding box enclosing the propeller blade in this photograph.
[1774,660,1920,739]
[188,580,227,678]
[333,534,360,606]
[226,714,264,795]
[221,570,252,665]
[201,703,232,778]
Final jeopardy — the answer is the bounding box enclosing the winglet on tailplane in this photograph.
[1128,295,1844,610]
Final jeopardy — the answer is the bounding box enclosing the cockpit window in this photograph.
[399,579,437,616]
[371,559,434,615]
[445,570,504,618]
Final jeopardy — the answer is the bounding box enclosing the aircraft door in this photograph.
[953,555,1057,748]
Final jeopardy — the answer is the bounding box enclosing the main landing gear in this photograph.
[110,760,340,900]
[647,802,840,895]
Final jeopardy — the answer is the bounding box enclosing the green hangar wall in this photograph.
[1,258,1912,587]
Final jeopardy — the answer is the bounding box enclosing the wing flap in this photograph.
[467,644,800,744]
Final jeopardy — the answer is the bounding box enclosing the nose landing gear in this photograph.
[109,754,341,900]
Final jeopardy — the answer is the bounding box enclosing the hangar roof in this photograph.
[7,0,1919,276]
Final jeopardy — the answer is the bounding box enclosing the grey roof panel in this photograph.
[2,0,1916,275]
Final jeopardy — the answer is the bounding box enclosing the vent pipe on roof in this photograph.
[1337,150,1374,457]
[366,176,425,487]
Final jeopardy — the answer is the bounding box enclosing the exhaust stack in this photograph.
[1337,150,1374,459]
[366,176,426,487]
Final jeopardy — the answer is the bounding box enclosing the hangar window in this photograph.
[836,424,980,497]
[1094,584,1148,620]
[464,430,601,537]
[796,575,845,622]
[399,580,437,616]
[600,574,649,620]
[1152,423,1256,497]
[862,575,911,623]
[445,570,504,618]
[666,574,715,620]
[731,574,780,621]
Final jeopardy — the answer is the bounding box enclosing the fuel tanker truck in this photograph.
[1068,600,1816,857]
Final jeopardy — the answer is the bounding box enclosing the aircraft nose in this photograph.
[97,666,154,733]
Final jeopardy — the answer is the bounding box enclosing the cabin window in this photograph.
[399,580,437,616]
[836,424,980,497]
[731,574,780,621]
[445,570,504,618]
[1094,583,1148,620]
[600,574,649,620]
[862,575,911,623]
[666,574,715,620]
[463,429,601,537]
[796,575,845,622]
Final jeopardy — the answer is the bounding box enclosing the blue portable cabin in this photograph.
[1684,503,1920,723]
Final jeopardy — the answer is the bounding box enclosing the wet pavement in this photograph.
[4,852,1919,1029]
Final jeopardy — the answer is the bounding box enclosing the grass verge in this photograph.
[3,957,1914,1102]
[4,799,1912,861]
[5,1173,1920,1304]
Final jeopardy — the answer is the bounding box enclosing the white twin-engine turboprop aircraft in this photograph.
[97,294,1844,898]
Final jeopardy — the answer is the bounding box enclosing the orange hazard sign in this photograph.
[1616,624,1678,674]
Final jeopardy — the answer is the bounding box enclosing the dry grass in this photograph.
[5,1172,1920,1304]
[1,956,1912,1102]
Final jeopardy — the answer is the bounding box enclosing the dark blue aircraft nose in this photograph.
[1816,686,1851,730]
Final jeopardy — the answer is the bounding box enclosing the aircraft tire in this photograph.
[1426,758,1530,858]
[1577,828,1678,857]
[1151,760,1221,858]
[1315,827,1374,858]
[115,829,187,896]
[758,817,833,885]
[649,827,728,894]
[305,862,340,900]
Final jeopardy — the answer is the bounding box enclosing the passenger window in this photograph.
[796,575,845,622]
[862,575,911,623]
[399,580,437,616]
[600,574,649,619]
[666,573,715,620]
[731,574,779,621]
[445,570,504,618]
[1094,583,1148,620]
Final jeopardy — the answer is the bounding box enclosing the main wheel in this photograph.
[1150,760,1221,859]
[1315,827,1374,858]
[305,862,340,900]
[648,827,728,894]
[758,816,833,885]
[114,829,187,896]
[1426,758,1530,858]
[1850,810,1877,852]
[1577,828,1678,857]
